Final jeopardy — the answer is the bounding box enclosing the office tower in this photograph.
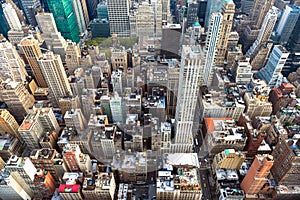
[0,37,28,83]
[2,3,22,31]
[215,0,235,66]
[90,18,110,38]
[162,0,171,21]
[203,13,222,85]
[241,0,254,15]
[71,0,87,34]
[174,45,205,153]
[247,8,278,70]
[231,56,253,85]
[0,4,10,37]
[187,2,199,28]
[110,92,125,124]
[35,13,68,61]
[30,148,61,183]
[31,106,60,133]
[0,170,32,200]
[275,5,300,44]
[38,52,73,105]
[0,109,20,140]
[65,40,81,74]
[250,0,274,29]
[80,0,90,26]
[5,156,41,198]
[241,155,274,194]
[19,0,41,26]
[18,112,45,150]
[107,0,130,37]
[19,35,47,87]
[85,0,98,20]
[257,45,289,88]
[204,0,225,29]
[271,137,300,185]
[97,2,109,19]
[0,80,35,123]
[46,0,80,43]
[130,1,162,37]
[197,0,207,27]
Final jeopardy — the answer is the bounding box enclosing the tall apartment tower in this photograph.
[107,0,130,37]
[19,35,48,88]
[0,80,35,123]
[19,0,41,26]
[240,155,274,194]
[275,5,300,44]
[38,52,73,105]
[71,0,87,33]
[257,45,289,88]
[250,0,274,29]
[174,45,205,153]
[0,38,28,83]
[46,0,80,43]
[203,13,222,85]
[0,109,20,140]
[215,0,235,66]
[2,3,22,31]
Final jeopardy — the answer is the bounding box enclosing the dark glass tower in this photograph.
[0,2,10,37]
[46,0,80,43]
[86,0,98,20]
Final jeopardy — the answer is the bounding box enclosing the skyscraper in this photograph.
[203,12,222,85]
[0,4,10,37]
[174,45,205,153]
[107,0,130,37]
[250,0,274,29]
[275,5,300,44]
[37,52,73,105]
[19,0,41,26]
[204,0,225,30]
[19,35,48,88]
[46,0,80,43]
[215,0,235,66]
[257,45,289,88]
[0,109,20,140]
[240,155,274,194]
[85,0,98,20]
[71,0,87,34]
[2,3,22,31]
[0,37,28,83]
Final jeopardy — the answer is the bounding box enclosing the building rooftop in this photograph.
[216,169,239,181]
[58,184,80,193]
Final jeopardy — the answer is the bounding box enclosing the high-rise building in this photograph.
[204,0,225,29]
[249,0,274,29]
[110,92,125,124]
[0,37,28,83]
[2,3,22,31]
[85,0,98,20]
[97,2,109,19]
[274,5,300,44]
[46,0,80,43]
[240,155,274,194]
[215,0,235,67]
[197,0,207,27]
[231,56,253,85]
[0,109,20,140]
[107,0,130,37]
[257,45,289,88]
[0,4,10,37]
[174,45,205,153]
[0,80,35,123]
[203,13,222,85]
[65,40,81,74]
[71,0,87,34]
[19,0,41,26]
[162,0,171,21]
[186,2,199,28]
[271,137,300,185]
[5,156,41,198]
[19,35,48,87]
[64,109,87,131]
[161,24,181,59]
[38,52,73,105]
[31,106,60,133]
[35,12,68,61]
[0,170,32,200]
[244,92,272,120]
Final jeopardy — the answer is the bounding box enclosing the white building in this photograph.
[2,3,22,30]
[110,92,125,124]
[231,57,253,85]
[174,45,206,153]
